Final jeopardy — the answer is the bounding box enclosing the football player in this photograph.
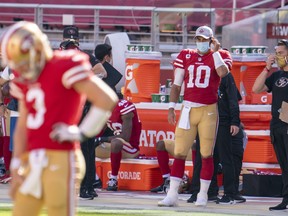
[158,26,232,207]
[1,21,118,216]
[94,99,142,191]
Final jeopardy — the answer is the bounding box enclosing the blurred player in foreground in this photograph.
[0,21,118,216]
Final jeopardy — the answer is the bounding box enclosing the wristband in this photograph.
[212,51,226,69]
[10,157,21,170]
[168,102,176,109]
[264,66,270,72]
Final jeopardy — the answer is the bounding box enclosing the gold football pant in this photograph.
[174,103,218,159]
[13,149,85,216]
[163,139,192,161]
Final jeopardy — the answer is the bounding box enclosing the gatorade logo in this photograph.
[139,129,175,147]
[125,63,139,81]
[107,171,141,180]
[261,95,267,103]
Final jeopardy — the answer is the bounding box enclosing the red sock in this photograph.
[171,158,185,178]
[111,151,122,176]
[200,157,214,180]
[3,136,11,171]
[0,137,3,158]
[157,150,170,175]
[192,150,197,166]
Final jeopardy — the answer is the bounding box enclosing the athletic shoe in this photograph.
[150,184,164,193]
[93,179,103,189]
[234,194,246,203]
[79,191,94,200]
[158,195,178,207]
[269,199,288,211]
[216,194,235,205]
[0,175,11,184]
[107,178,118,191]
[150,178,170,193]
[0,174,9,182]
[195,192,208,206]
[88,189,98,198]
[187,193,197,203]
[208,195,219,202]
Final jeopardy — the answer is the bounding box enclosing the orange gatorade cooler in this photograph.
[124,51,162,103]
[99,158,163,191]
[243,130,277,164]
[240,104,271,130]
[231,55,267,104]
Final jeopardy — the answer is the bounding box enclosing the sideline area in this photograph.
[0,184,287,216]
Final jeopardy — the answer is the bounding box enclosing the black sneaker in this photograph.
[208,195,219,202]
[88,189,98,198]
[234,194,246,203]
[150,178,170,193]
[150,184,164,193]
[269,199,288,211]
[79,191,94,200]
[187,193,197,203]
[107,178,118,191]
[216,194,235,205]
[93,179,103,189]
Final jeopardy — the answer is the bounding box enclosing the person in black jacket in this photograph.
[94,43,123,97]
[60,26,107,200]
[187,72,246,204]
[253,39,288,211]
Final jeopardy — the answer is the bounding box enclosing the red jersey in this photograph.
[107,99,142,150]
[10,50,93,151]
[174,49,232,104]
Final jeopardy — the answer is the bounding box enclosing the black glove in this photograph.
[94,137,109,148]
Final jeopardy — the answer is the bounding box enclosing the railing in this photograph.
[0,3,284,68]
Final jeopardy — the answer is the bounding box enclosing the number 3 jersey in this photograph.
[10,50,93,151]
[107,99,142,150]
[174,49,232,105]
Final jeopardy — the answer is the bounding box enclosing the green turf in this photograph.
[0,207,246,216]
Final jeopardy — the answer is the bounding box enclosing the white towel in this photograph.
[19,149,48,198]
[178,106,191,129]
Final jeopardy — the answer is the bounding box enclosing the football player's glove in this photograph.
[49,123,87,143]
[94,137,109,148]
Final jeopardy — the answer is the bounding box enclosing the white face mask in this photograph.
[196,41,210,53]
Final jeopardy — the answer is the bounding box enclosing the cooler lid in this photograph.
[125,51,162,59]
[232,54,267,62]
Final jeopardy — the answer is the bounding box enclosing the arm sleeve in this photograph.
[225,74,240,126]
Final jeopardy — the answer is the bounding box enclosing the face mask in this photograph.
[276,55,288,68]
[196,42,210,53]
